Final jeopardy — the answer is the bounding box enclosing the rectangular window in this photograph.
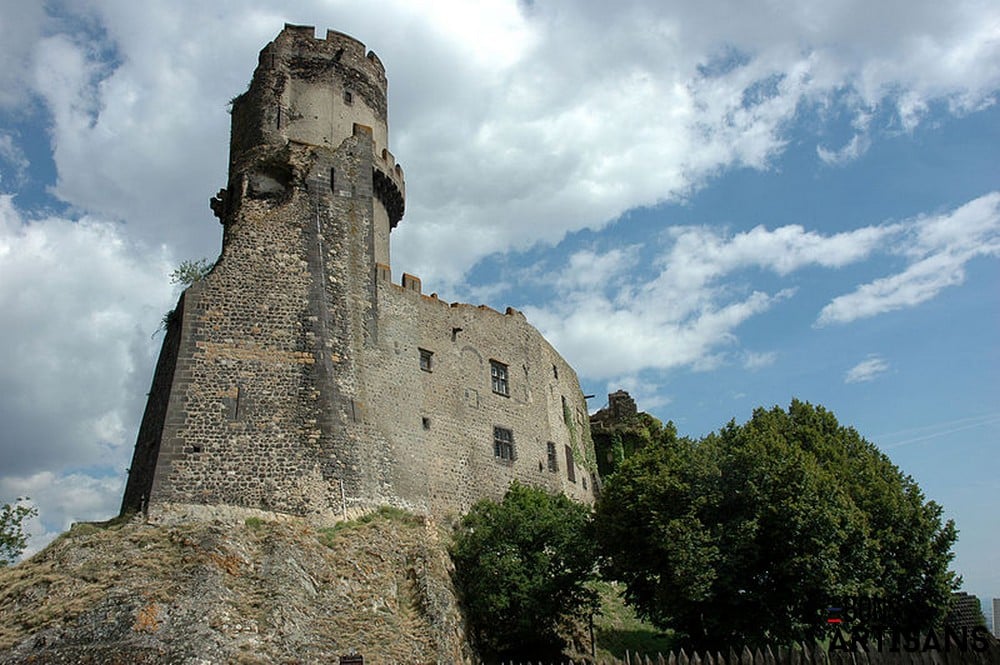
[494,426,515,461]
[491,360,509,396]
[419,348,433,372]
[546,442,558,472]
[565,445,576,483]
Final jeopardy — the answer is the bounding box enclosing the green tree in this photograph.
[450,481,599,660]
[1,499,37,566]
[595,400,958,650]
[170,258,213,286]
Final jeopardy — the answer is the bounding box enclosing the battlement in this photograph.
[373,143,406,227]
[375,264,528,320]
[262,24,387,87]
[231,23,396,171]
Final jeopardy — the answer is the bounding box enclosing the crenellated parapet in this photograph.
[373,144,405,228]
[230,24,398,189]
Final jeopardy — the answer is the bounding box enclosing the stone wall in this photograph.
[365,274,598,514]
[121,24,598,519]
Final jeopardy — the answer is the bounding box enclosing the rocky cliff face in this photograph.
[0,506,470,664]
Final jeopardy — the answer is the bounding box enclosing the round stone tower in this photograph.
[228,24,404,266]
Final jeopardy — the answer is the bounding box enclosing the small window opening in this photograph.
[343,89,353,104]
[330,167,336,193]
[422,417,431,430]
[419,348,433,372]
[192,444,202,454]
[493,426,515,461]
[565,445,576,483]
[553,364,559,379]
[491,360,509,396]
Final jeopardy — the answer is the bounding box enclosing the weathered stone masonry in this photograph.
[122,24,598,519]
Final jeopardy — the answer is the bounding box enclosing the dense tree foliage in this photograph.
[595,400,958,650]
[451,482,599,659]
[0,500,37,566]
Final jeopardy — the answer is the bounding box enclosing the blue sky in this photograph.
[0,0,997,613]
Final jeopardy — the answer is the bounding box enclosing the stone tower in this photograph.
[122,25,598,518]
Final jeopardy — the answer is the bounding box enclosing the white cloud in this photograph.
[1,471,124,558]
[0,194,174,486]
[743,351,778,370]
[555,245,642,292]
[4,0,993,288]
[817,132,872,166]
[845,355,890,383]
[526,191,997,379]
[0,0,47,110]
[817,192,1000,325]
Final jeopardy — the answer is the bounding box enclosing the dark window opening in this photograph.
[546,442,558,472]
[343,90,353,104]
[422,417,431,430]
[419,348,433,372]
[192,445,202,454]
[491,360,509,396]
[330,167,336,193]
[565,445,576,482]
[493,426,515,461]
[553,364,559,379]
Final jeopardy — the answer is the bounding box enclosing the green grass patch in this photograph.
[592,581,676,660]
[244,517,266,530]
[317,506,423,547]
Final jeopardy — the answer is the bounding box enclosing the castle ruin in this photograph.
[121,25,599,518]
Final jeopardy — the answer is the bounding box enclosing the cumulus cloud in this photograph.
[526,191,997,379]
[0,194,175,535]
[845,355,890,383]
[0,0,47,110]
[0,471,123,557]
[4,0,994,288]
[817,192,1000,325]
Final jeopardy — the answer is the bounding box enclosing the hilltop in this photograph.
[0,506,469,664]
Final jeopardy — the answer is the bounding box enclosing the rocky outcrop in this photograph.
[0,506,469,664]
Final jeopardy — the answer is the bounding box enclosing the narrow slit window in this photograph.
[565,445,576,483]
[546,442,558,472]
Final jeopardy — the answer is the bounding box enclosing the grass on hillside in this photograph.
[592,581,676,660]
[315,505,424,547]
